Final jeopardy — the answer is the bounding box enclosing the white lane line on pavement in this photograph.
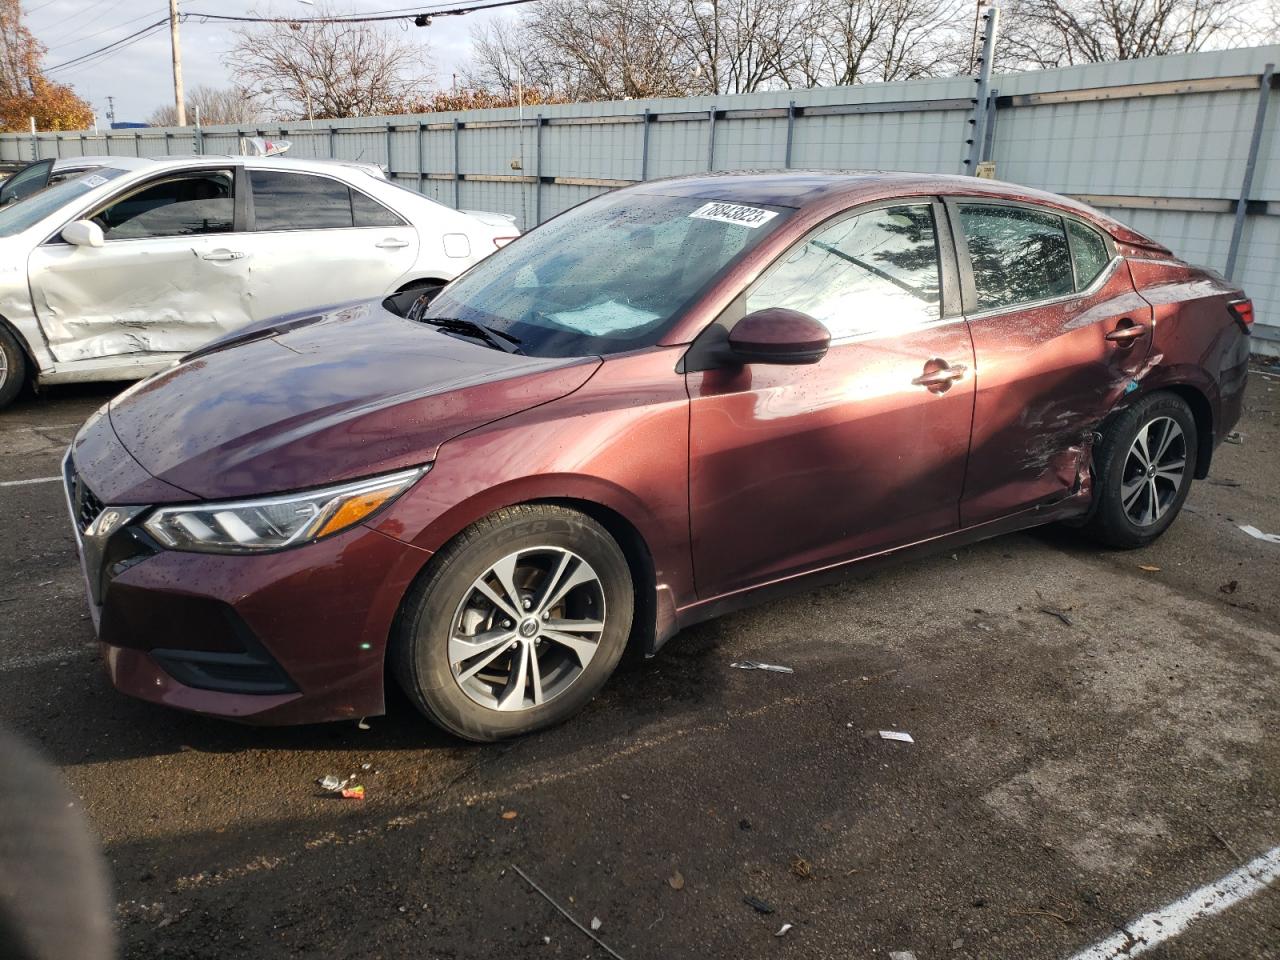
[0,647,95,671]
[0,476,61,487]
[1067,845,1280,960]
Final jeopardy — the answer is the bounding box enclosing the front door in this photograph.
[687,200,976,599]
[948,200,1154,526]
[28,166,251,363]
[237,168,419,320]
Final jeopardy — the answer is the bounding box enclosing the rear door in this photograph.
[237,168,418,320]
[27,166,252,363]
[949,199,1154,526]
[687,199,976,598]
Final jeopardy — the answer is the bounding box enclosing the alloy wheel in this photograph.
[1120,416,1187,527]
[0,345,8,391]
[448,546,606,711]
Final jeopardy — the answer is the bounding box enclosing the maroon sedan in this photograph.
[65,172,1252,741]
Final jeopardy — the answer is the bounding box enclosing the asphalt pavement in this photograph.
[1,371,1278,960]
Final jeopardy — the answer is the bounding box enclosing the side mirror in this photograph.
[727,308,831,366]
[62,220,104,248]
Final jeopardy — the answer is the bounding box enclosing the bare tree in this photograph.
[224,7,431,120]
[149,85,261,127]
[999,0,1244,68]
[795,0,969,85]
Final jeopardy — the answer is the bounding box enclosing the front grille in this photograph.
[65,462,104,533]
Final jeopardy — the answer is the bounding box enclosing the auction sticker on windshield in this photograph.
[689,201,778,228]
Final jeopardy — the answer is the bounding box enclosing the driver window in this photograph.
[93,171,234,240]
[746,204,941,339]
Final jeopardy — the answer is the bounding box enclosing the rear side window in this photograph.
[251,170,351,230]
[1067,219,1110,288]
[351,189,405,227]
[747,204,940,338]
[958,204,1073,310]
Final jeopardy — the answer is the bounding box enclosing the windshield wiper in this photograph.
[422,317,524,354]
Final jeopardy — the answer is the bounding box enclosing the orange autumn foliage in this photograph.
[0,0,93,132]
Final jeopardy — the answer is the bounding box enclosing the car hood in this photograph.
[108,300,600,500]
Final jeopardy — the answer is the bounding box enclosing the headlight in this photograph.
[143,467,425,554]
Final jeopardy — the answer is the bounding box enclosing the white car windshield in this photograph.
[0,167,129,237]
[424,192,791,357]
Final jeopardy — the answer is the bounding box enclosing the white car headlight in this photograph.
[143,467,425,554]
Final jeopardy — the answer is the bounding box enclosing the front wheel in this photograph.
[0,326,27,410]
[391,505,633,741]
[1084,391,1197,548]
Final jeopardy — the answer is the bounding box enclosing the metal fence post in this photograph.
[452,118,461,209]
[1225,63,1274,280]
[964,6,999,174]
[640,109,651,181]
[327,126,335,158]
[784,100,796,168]
[535,114,544,225]
[385,125,394,178]
[134,131,141,156]
[707,107,717,171]
[981,88,999,162]
[417,121,425,193]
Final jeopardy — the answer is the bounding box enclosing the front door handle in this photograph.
[1105,321,1147,344]
[912,360,968,393]
[375,238,410,249]
[201,249,247,262]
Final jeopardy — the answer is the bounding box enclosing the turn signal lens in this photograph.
[1228,298,1254,330]
[143,467,425,554]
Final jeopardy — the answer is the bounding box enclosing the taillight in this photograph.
[493,236,518,249]
[1227,298,1254,331]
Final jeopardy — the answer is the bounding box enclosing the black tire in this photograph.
[1084,391,1198,549]
[0,325,27,410]
[391,504,634,741]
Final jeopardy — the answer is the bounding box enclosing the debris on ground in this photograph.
[775,923,793,937]
[340,784,365,800]
[1239,525,1280,543]
[889,952,918,960]
[1220,580,1239,594]
[667,870,685,890]
[743,895,775,914]
[511,864,627,960]
[1224,431,1243,444]
[789,855,812,879]
[1207,477,1242,487]
[501,810,519,820]
[879,730,915,744]
[317,775,348,792]
[357,718,371,730]
[1039,606,1074,626]
[730,660,794,674]
[1137,564,1161,572]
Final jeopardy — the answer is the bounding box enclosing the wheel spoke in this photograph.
[1144,479,1159,523]
[496,640,529,711]
[1131,427,1152,469]
[542,618,604,634]
[490,552,525,615]
[539,628,599,667]
[539,558,599,613]
[453,632,516,683]
[1121,476,1146,509]
[527,643,544,706]
[1153,420,1183,463]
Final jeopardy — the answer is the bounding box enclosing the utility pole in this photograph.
[169,0,186,126]
[105,96,115,127]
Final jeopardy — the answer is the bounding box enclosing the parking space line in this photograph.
[0,476,61,487]
[1066,845,1280,959]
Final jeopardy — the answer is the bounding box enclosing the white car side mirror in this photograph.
[63,220,104,248]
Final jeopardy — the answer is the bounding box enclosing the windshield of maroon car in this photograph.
[425,192,792,356]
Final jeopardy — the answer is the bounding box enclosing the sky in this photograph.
[26,0,520,125]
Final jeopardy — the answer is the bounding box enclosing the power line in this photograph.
[44,19,170,74]
[44,7,176,53]
[184,0,540,24]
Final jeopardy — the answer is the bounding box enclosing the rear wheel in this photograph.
[391,505,633,741]
[1085,391,1197,548]
[0,325,27,410]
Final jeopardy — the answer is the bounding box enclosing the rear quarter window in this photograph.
[1067,219,1111,288]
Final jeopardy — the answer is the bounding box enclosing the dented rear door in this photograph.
[949,199,1153,526]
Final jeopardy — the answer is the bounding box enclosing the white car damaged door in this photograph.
[26,167,252,364]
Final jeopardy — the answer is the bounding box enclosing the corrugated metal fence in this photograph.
[3,45,1278,350]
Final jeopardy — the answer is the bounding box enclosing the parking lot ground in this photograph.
[2,371,1279,960]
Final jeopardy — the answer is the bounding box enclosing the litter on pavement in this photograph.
[743,895,775,914]
[889,952,919,960]
[879,730,915,743]
[730,660,795,674]
[1239,525,1280,543]
[341,785,365,800]
[775,923,793,937]
[317,775,348,792]
[1039,606,1074,626]
[511,864,627,960]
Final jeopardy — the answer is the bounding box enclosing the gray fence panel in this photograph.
[5,44,1279,349]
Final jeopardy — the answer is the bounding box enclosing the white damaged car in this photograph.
[0,155,518,408]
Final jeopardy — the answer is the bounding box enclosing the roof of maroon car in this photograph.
[635,170,1165,250]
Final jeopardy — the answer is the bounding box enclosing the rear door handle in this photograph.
[912,362,968,389]
[201,249,246,262]
[1105,321,1147,344]
[375,238,410,249]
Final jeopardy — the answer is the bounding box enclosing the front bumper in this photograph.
[64,449,432,725]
